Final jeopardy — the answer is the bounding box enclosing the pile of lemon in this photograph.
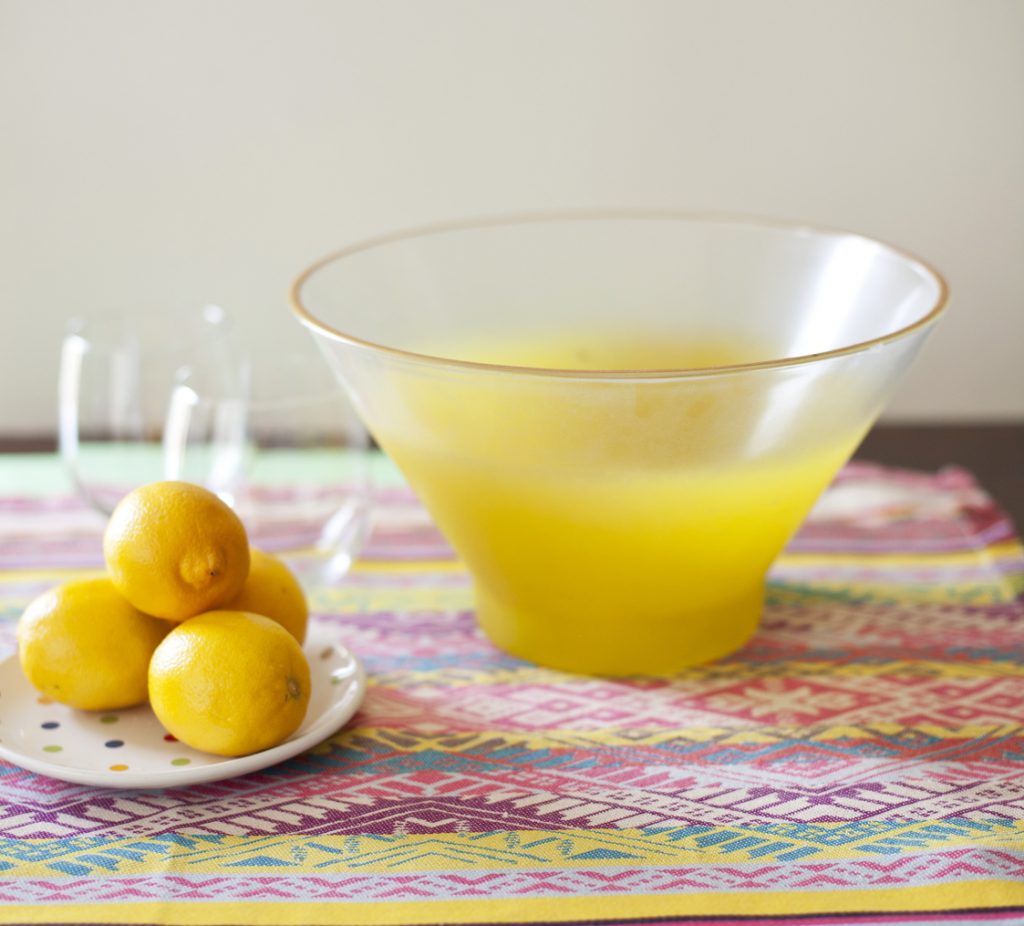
[17,481,312,757]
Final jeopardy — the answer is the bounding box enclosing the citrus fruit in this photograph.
[17,577,169,710]
[224,549,309,643]
[103,481,250,621]
[148,610,311,756]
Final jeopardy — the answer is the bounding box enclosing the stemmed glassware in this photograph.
[192,347,371,584]
[59,308,369,584]
[58,305,246,515]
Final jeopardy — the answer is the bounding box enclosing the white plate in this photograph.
[0,630,366,789]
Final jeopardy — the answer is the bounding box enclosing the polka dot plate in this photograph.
[0,630,366,788]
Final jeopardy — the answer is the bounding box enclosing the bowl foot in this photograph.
[475,584,763,676]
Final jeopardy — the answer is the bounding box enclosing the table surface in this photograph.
[0,428,1023,924]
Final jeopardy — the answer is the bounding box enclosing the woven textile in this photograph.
[0,459,1022,925]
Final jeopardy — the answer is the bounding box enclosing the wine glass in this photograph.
[58,306,247,515]
[168,343,372,585]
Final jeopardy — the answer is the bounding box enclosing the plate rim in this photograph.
[0,630,366,789]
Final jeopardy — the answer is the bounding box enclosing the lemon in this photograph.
[104,481,250,621]
[17,578,169,710]
[148,610,311,756]
[224,549,309,643]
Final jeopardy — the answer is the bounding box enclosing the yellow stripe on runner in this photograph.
[2,880,1023,925]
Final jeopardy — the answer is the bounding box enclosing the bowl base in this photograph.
[475,584,763,676]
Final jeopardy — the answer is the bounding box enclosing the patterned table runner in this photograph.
[0,459,1022,925]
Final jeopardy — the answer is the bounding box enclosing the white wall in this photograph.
[2,0,1022,433]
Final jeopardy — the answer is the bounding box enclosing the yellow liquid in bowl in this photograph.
[371,334,860,675]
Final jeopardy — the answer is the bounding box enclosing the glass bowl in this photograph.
[290,211,947,675]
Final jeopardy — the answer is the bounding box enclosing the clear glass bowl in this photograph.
[291,211,947,675]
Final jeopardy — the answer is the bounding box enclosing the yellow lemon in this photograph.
[224,549,309,644]
[17,578,169,710]
[104,481,250,621]
[148,610,311,756]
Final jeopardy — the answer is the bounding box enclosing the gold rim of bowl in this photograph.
[289,209,949,381]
